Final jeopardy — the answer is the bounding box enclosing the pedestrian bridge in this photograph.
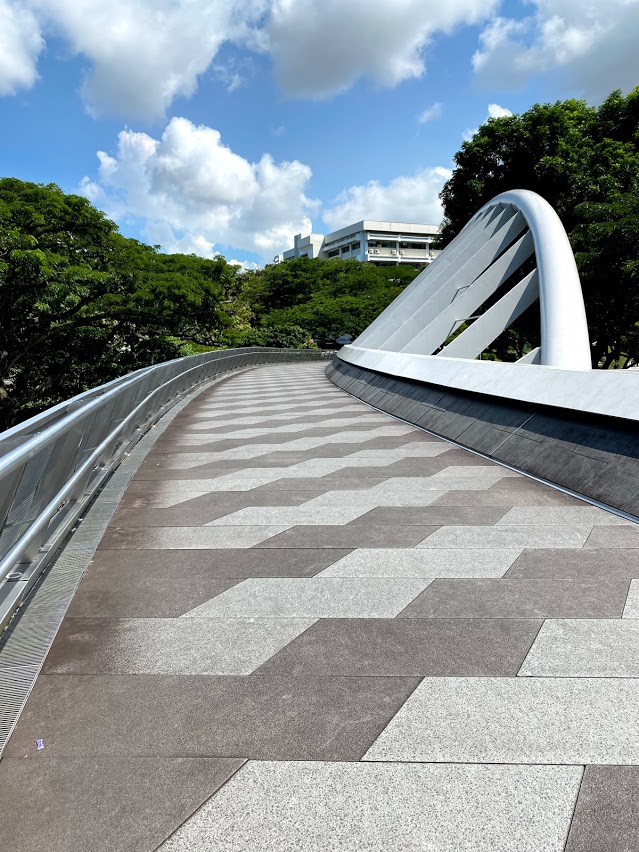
[1,192,639,851]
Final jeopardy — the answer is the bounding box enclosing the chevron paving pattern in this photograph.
[2,363,638,851]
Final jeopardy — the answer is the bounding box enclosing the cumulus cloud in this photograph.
[0,0,43,95]
[418,102,443,124]
[28,0,268,118]
[462,101,513,141]
[266,0,499,97]
[323,167,451,231]
[473,0,639,97]
[1,0,499,116]
[80,116,318,260]
[487,102,512,118]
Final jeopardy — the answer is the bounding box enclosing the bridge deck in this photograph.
[2,362,639,850]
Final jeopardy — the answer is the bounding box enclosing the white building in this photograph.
[276,220,440,267]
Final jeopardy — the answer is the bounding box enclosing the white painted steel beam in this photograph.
[350,189,592,371]
[440,270,539,360]
[338,190,639,422]
[401,231,534,355]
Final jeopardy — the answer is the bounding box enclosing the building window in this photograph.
[341,245,350,254]
[327,249,339,258]
[351,241,361,250]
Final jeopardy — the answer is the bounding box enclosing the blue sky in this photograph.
[2,0,638,266]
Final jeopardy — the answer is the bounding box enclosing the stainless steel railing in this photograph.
[0,346,321,629]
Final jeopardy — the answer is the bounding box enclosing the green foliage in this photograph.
[1,179,417,428]
[439,87,639,366]
[0,178,232,428]
[221,324,317,349]
[573,193,639,367]
[239,257,419,344]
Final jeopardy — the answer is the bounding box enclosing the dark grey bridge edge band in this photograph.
[326,356,639,519]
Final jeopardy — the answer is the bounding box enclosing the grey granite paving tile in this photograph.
[192,401,359,417]
[585,526,639,548]
[400,578,628,618]
[350,506,509,526]
[432,489,585,506]
[256,525,439,548]
[254,445,390,461]
[176,415,389,440]
[118,489,323,513]
[428,464,520,479]
[43,617,317,675]
[363,676,639,764]
[0,757,245,852]
[318,548,524,578]
[487,477,555,492]
[181,577,430,618]
[111,504,244,526]
[87,548,351,580]
[505,548,639,579]
[497,506,632,525]
[419,525,593,549]
[254,476,390,490]
[335,458,454,477]
[99,525,291,549]
[206,505,370,526]
[304,488,447,509]
[67,577,240,618]
[564,766,639,852]
[255,617,542,677]
[159,761,582,852]
[377,475,519,492]
[132,467,290,483]
[519,618,639,676]
[346,444,450,458]
[623,580,639,617]
[186,411,378,429]
[5,674,420,760]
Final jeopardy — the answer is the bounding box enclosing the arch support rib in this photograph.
[471,190,591,370]
[349,189,592,372]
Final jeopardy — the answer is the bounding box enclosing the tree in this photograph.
[242,257,420,343]
[438,88,639,366]
[0,179,234,428]
[572,193,639,367]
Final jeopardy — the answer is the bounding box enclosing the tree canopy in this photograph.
[0,179,233,427]
[0,178,414,429]
[438,88,639,367]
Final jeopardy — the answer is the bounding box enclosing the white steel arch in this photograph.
[353,189,592,370]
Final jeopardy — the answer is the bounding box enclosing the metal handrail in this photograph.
[0,346,320,629]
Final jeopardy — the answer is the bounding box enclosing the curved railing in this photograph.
[0,347,321,628]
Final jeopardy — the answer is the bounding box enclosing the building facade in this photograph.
[276,220,440,267]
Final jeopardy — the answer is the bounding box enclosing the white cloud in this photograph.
[0,0,43,95]
[0,0,498,116]
[323,167,451,231]
[487,102,512,118]
[81,116,318,261]
[28,0,268,118]
[473,0,639,97]
[462,101,513,140]
[418,102,443,124]
[266,0,499,97]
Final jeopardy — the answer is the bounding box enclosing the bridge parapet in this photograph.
[330,191,639,517]
[0,347,321,630]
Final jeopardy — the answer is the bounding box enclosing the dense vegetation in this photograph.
[440,87,639,368]
[0,177,417,428]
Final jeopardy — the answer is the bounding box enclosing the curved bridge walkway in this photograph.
[2,363,639,851]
